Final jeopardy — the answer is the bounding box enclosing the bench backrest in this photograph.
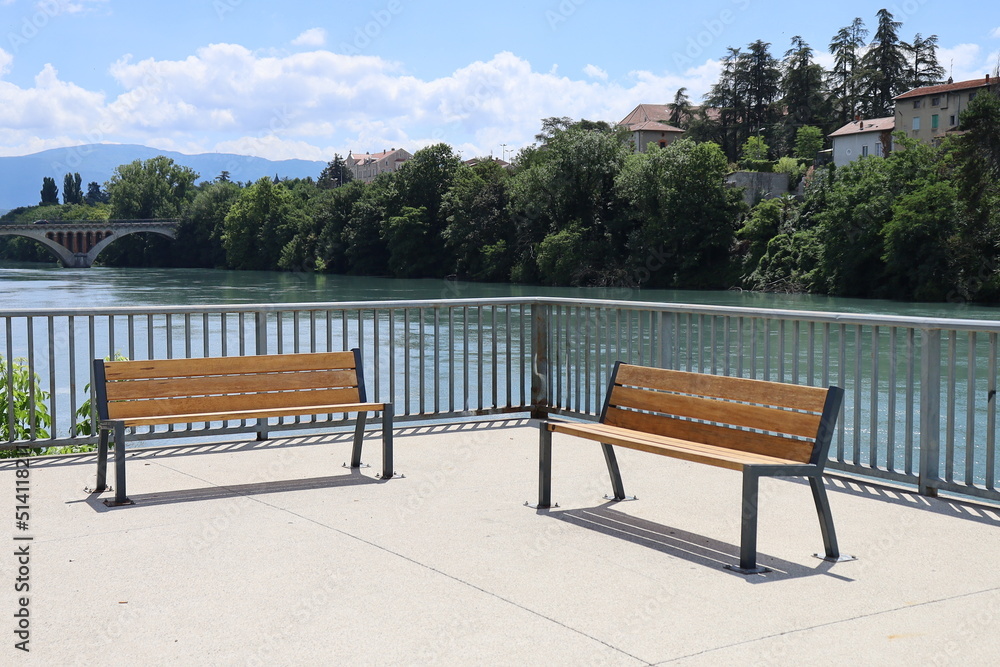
[94,350,367,420]
[601,363,843,465]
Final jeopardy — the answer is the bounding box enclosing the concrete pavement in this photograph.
[2,419,999,665]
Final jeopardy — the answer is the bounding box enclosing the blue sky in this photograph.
[1,0,998,162]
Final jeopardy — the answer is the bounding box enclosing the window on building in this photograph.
[913,99,922,108]
[970,91,978,101]
[862,145,869,157]
[950,114,957,126]
[931,96,940,106]
[932,114,939,130]
[658,141,666,148]
[912,117,921,131]
[875,142,883,157]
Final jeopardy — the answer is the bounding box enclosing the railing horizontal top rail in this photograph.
[3,296,1000,332]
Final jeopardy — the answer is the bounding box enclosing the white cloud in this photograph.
[0,46,732,160]
[292,28,327,48]
[937,43,997,82]
[0,48,12,76]
[583,64,608,81]
[990,27,1000,39]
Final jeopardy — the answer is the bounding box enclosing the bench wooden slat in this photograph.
[103,351,358,381]
[104,369,361,401]
[603,405,815,463]
[548,421,798,471]
[614,364,828,413]
[608,385,823,439]
[107,387,362,419]
[112,401,386,428]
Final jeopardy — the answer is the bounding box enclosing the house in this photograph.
[828,117,895,167]
[893,75,994,145]
[618,104,685,152]
[345,148,412,182]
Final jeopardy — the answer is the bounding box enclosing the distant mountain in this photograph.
[0,144,328,211]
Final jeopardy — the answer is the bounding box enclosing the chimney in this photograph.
[987,73,991,84]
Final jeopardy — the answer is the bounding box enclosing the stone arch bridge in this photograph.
[0,220,179,268]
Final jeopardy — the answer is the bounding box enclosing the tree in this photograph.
[667,88,692,128]
[902,33,945,89]
[881,180,958,300]
[508,121,631,284]
[222,177,304,271]
[441,160,513,281]
[780,37,828,152]
[107,156,199,219]
[615,139,743,288]
[40,177,59,205]
[828,18,868,126]
[317,154,353,189]
[735,40,782,150]
[705,47,745,161]
[175,180,241,268]
[85,181,108,205]
[386,143,462,277]
[861,9,908,117]
[62,172,83,205]
[795,126,825,160]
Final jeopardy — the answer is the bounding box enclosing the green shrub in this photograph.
[0,355,51,458]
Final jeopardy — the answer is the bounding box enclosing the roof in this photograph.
[829,117,895,138]
[894,76,993,100]
[345,148,412,165]
[628,121,684,133]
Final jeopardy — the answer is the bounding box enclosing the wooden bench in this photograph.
[89,349,394,506]
[534,362,850,573]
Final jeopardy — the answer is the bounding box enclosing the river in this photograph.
[3,262,1000,320]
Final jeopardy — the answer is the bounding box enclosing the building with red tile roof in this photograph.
[893,75,994,145]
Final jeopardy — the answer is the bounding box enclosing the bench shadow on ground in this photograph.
[80,467,381,512]
[535,503,854,582]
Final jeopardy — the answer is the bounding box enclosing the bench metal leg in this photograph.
[350,412,368,468]
[810,476,855,563]
[726,471,768,574]
[600,442,629,501]
[92,426,110,493]
[105,422,133,506]
[379,405,394,480]
[529,426,553,509]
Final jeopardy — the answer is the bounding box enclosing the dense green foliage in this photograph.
[0,355,51,457]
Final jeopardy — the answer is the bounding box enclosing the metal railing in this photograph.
[3,297,999,502]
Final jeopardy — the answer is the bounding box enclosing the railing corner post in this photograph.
[530,302,550,420]
[919,327,941,497]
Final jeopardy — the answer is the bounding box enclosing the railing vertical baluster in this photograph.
[26,317,36,440]
[792,320,799,384]
[434,308,440,414]
[373,309,381,405]
[506,306,513,411]
[946,332,957,482]
[254,311,266,356]
[404,308,411,416]
[463,307,469,412]
[837,324,846,462]
[869,326,880,467]
[852,325,863,465]
[447,308,454,413]
[919,328,942,496]
[389,309,397,411]
[888,327,898,472]
[988,333,998,490]
[965,331,977,487]
[47,316,56,440]
[419,307,426,416]
[68,316,78,439]
[906,328,916,475]
[491,306,498,410]
[477,306,484,411]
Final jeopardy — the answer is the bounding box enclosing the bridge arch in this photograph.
[0,220,179,268]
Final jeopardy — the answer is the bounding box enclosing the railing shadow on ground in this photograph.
[1,418,531,471]
[820,474,1000,526]
[79,467,381,512]
[533,504,854,582]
